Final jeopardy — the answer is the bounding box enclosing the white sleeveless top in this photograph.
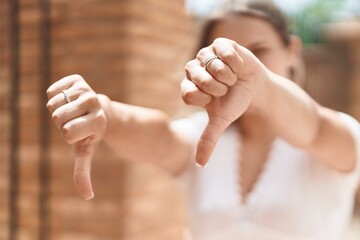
[171,112,360,240]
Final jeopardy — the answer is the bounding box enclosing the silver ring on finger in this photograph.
[204,55,219,70]
[62,89,71,103]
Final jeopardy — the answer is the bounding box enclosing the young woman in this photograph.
[46,1,360,239]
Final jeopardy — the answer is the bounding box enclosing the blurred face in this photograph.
[209,14,297,78]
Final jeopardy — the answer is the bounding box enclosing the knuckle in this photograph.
[85,94,99,106]
[197,48,209,60]
[184,68,191,79]
[219,85,229,96]
[215,37,233,45]
[212,61,226,77]
[182,91,196,105]
[78,93,99,112]
[198,78,212,92]
[46,88,53,99]
[180,78,187,89]
[228,39,237,47]
[95,111,107,129]
[182,90,211,106]
[99,112,107,124]
[230,75,237,85]
[51,112,61,122]
[213,37,227,46]
[221,49,236,63]
[185,60,195,73]
[72,74,84,82]
[46,101,54,112]
[74,81,90,92]
[212,85,227,98]
[62,125,76,144]
[184,62,191,72]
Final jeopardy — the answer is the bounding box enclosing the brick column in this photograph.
[2,0,198,239]
[0,0,12,239]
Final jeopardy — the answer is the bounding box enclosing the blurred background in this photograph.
[1,0,360,239]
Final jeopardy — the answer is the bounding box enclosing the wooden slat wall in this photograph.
[304,45,360,207]
[304,45,351,113]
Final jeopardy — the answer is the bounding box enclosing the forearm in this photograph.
[97,94,192,175]
[254,71,320,148]
[254,71,356,171]
[181,38,357,169]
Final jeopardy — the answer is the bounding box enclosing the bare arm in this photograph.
[46,75,192,199]
[256,72,356,172]
[98,94,192,175]
[182,38,356,171]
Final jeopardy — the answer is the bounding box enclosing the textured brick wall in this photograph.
[2,0,197,239]
[2,1,360,239]
[0,1,11,239]
[48,1,195,239]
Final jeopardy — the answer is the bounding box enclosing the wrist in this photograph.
[97,93,111,118]
[248,67,273,112]
[96,94,112,140]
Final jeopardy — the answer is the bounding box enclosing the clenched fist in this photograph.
[46,75,107,200]
[181,38,269,167]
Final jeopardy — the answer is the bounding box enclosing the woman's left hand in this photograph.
[181,38,268,167]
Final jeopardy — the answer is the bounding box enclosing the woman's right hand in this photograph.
[46,74,107,200]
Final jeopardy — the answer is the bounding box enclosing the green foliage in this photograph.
[289,0,345,45]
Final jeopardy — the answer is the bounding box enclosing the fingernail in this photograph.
[196,162,206,168]
[85,191,94,200]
